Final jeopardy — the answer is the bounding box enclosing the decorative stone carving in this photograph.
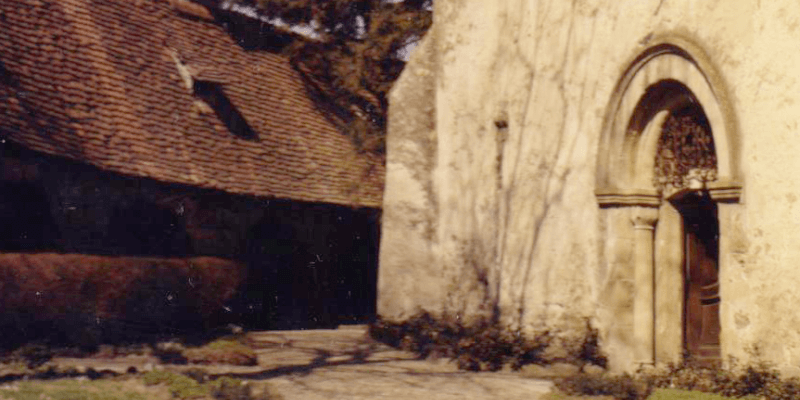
[632,206,659,231]
[654,111,718,191]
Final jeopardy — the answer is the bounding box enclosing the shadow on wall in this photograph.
[0,143,381,343]
[238,200,381,330]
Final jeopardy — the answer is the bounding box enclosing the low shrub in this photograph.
[574,320,607,369]
[153,342,189,365]
[557,373,648,400]
[150,337,257,366]
[0,253,245,348]
[4,343,54,369]
[143,370,208,399]
[556,362,800,400]
[369,312,606,372]
[0,379,150,400]
[647,388,753,400]
[142,370,280,400]
[646,362,800,400]
[210,377,257,400]
[183,338,258,366]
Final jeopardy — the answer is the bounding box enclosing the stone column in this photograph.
[632,206,659,366]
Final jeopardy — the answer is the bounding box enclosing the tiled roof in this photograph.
[0,0,384,208]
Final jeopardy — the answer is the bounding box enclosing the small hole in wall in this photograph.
[494,120,508,129]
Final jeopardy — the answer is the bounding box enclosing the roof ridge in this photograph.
[168,0,214,21]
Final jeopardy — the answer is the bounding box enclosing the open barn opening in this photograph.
[240,200,381,330]
[0,142,379,349]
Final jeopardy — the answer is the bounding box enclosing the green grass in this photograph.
[0,379,151,400]
[0,372,280,400]
[647,388,758,400]
[143,370,208,399]
[142,370,278,400]
[544,391,613,400]
[545,388,757,400]
[182,337,257,366]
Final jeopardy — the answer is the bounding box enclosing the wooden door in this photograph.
[680,194,720,365]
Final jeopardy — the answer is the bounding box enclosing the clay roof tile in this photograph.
[0,0,383,207]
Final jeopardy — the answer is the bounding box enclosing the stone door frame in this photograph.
[595,37,743,371]
[670,188,721,365]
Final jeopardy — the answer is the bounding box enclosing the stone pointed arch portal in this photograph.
[595,40,743,370]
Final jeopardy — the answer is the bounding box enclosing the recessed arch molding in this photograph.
[596,37,742,206]
[594,36,744,370]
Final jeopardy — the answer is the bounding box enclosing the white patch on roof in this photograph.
[219,1,321,40]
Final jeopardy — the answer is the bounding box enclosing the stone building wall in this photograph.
[380,0,800,373]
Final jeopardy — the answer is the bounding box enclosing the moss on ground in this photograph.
[543,390,614,400]
[182,337,257,366]
[143,370,208,399]
[0,378,163,400]
[0,370,281,400]
[551,361,800,400]
[142,370,281,400]
[646,388,758,400]
[545,388,755,400]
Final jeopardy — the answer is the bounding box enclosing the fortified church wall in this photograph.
[380,0,800,373]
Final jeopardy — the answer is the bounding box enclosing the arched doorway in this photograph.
[671,191,720,364]
[656,101,721,365]
[595,40,743,370]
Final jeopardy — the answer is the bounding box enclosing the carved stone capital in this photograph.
[708,184,742,203]
[632,206,659,230]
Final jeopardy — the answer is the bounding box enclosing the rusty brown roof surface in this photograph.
[0,0,383,208]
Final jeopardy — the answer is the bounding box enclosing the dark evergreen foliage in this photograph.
[234,0,433,156]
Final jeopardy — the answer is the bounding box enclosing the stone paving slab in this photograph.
[263,363,554,400]
[37,325,554,400]
[240,327,553,399]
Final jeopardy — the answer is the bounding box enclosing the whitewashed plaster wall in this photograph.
[379,0,800,374]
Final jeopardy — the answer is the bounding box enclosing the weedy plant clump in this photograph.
[370,312,800,400]
[182,337,258,366]
[369,311,607,372]
[556,372,646,400]
[556,361,800,400]
[143,370,282,400]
